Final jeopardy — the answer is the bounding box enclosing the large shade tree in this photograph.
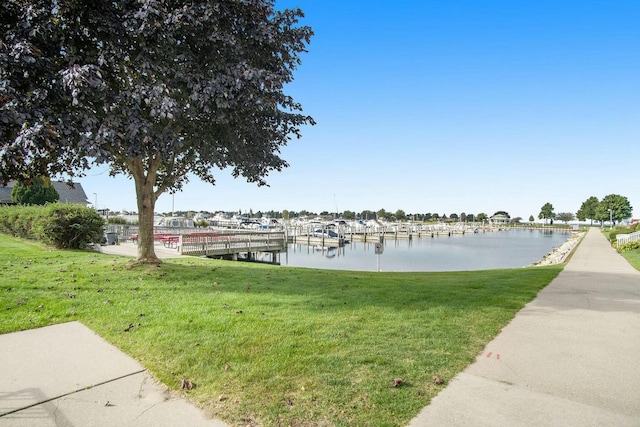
[576,196,600,225]
[1,0,314,263]
[595,194,633,226]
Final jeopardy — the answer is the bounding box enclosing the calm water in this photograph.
[280,229,571,272]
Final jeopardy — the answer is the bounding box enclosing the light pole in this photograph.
[609,209,613,230]
[93,193,97,210]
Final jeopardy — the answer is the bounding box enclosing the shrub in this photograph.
[609,226,635,243]
[107,216,128,225]
[194,219,209,228]
[32,204,105,249]
[0,204,105,249]
[0,205,40,238]
[12,206,40,239]
[618,241,640,253]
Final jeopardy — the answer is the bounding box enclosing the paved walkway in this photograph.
[97,241,184,259]
[0,322,228,426]
[408,227,640,426]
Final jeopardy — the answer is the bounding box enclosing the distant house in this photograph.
[0,180,89,206]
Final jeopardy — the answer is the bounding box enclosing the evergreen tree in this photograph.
[11,177,59,205]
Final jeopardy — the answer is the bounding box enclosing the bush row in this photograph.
[617,241,640,253]
[0,204,105,249]
[609,224,639,243]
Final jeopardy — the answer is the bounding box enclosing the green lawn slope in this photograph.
[0,235,562,426]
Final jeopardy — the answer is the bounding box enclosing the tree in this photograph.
[394,209,406,221]
[477,213,488,222]
[377,209,388,220]
[360,210,375,220]
[538,203,555,224]
[449,213,459,221]
[342,210,356,220]
[556,212,575,224]
[595,194,633,226]
[460,212,467,223]
[11,176,59,205]
[576,196,600,225]
[528,215,535,222]
[1,1,314,264]
[466,213,475,222]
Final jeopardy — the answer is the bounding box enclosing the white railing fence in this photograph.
[617,231,640,246]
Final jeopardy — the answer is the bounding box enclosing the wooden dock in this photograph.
[179,231,287,262]
[291,235,347,247]
[345,228,479,242]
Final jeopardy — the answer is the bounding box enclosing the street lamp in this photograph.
[609,209,613,230]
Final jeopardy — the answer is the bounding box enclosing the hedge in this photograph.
[0,204,105,249]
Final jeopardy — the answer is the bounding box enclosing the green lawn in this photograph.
[0,235,562,426]
[621,248,640,271]
[604,228,640,272]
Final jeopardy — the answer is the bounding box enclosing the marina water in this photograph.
[282,229,572,272]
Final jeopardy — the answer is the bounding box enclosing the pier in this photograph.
[286,224,482,245]
[285,223,576,246]
[106,225,287,263]
[290,235,347,247]
[179,230,286,262]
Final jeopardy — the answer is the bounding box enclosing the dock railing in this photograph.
[179,230,286,257]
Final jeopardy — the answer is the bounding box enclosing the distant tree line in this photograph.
[152,209,507,223]
[236,209,495,222]
[111,194,633,226]
[538,194,633,226]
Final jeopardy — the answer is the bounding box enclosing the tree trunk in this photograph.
[134,172,161,264]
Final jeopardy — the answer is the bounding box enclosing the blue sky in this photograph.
[80,0,639,219]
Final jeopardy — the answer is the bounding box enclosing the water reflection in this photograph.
[283,229,571,272]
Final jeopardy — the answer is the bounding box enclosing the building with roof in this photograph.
[0,180,89,206]
[489,212,511,224]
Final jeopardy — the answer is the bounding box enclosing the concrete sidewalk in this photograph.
[408,227,640,426]
[97,241,184,259]
[0,322,228,427]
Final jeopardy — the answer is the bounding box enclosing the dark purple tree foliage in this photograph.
[1,0,314,263]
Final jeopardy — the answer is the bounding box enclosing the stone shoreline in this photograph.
[531,231,585,266]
